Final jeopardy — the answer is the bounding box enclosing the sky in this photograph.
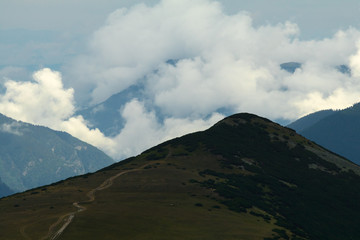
[1,0,360,160]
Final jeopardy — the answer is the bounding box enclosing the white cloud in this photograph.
[0,68,116,156]
[112,99,223,159]
[292,88,360,117]
[349,41,360,77]
[4,0,360,160]
[0,68,221,160]
[60,115,117,157]
[66,0,360,122]
[0,68,74,126]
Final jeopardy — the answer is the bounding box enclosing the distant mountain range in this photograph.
[2,113,360,239]
[77,85,143,137]
[0,113,114,197]
[288,103,360,165]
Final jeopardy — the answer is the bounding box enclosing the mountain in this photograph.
[79,62,301,137]
[78,62,349,138]
[0,113,114,197]
[2,113,360,239]
[77,85,143,137]
[288,103,360,165]
[0,177,13,197]
[287,109,336,132]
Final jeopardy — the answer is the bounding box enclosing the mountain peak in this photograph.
[215,112,271,127]
[2,113,360,239]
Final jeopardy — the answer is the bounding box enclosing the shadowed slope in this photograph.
[1,113,360,240]
[289,103,360,164]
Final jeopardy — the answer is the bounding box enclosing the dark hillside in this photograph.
[290,103,360,165]
[287,109,335,132]
[1,113,360,239]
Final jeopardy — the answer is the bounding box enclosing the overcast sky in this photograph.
[1,0,360,160]
[1,0,359,66]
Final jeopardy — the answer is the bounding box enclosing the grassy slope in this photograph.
[1,113,360,239]
[62,167,275,239]
[0,146,278,240]
[61,149,279,240]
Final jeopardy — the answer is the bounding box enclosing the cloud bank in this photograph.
[0,68,221,159]
[67,0,360,121]
[4,0,360,160]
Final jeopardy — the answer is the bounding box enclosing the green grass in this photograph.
[0,148,278,239]
[60,163,277,240]
[2,113,360,239]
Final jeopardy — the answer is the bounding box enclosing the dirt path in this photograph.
[40,164,150,240]
[50,214,74,240]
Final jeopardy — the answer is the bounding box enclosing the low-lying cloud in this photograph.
[3,0,360,160]
[0,68,221,159]
[0,122,24,136]
[67,0,360,120]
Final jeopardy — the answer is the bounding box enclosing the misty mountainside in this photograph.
[77,85,143,137]
[287,109,336,132]
[78,62,351,138]
[2,113,360,240]
[0,177,13,197]
[288,103,360,165]
[0,113,113,197]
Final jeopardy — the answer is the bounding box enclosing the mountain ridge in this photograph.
[2,113,360,239]
[0,113,114,197]
[288,102,360,164]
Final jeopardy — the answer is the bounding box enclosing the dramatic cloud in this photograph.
[112,99,223,157]
[67,0,360,122]
[0,68,221,159]
[4,0,360,160]
[0,68,74,126]
[0,69,114,156]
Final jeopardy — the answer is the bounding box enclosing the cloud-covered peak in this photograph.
[0,68,222,160]
[66,0,360,121]
[3,0,360,160]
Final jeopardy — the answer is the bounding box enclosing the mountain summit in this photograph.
[1,113,360,239]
